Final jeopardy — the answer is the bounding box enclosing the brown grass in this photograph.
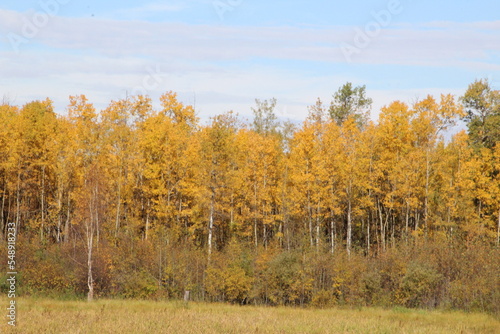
[0,297,498,333]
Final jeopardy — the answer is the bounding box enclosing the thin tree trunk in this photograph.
[405,202,410,244]
[87,187,95,302]
[391,215,395,249]
[178,196,182,227]
[263,174,268,249]
[144,199,150,241]
[56,183,62,243]
[415,208,419,232]
[230,194,234,226]
[330,215,335,254]
[424,149,430,233]
[1,179,7,238]
[208,195,214,260]
[64,193,70,243]
[384,211,390,251]
[316,201,320,252]
[378,200,385,252]
[263,223,267,249]
[95,185,100,248]
[282,164,290,251]
[316,218,320,253]
[158,244,163,290]
[115,180,121,237]
[87,229,94,302]
[367,215,370,255]
[15,169,21,234]
[279,222,283,248]
[254,183,258,248]
[308,191,313,248]
[40,165,45,242]
[497,207,500,247]
[347,196,352,258]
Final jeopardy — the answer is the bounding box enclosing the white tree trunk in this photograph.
[347,196,352,258]
[497,208,500,247]
[87,230,94,302]
[208,196,214,259]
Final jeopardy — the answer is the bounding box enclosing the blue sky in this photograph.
[0,0,499,123]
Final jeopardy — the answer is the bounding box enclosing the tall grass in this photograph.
[0,297,498,334]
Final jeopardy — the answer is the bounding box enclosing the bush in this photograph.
[18,245,77,296]
[311,289,335,308]
[251,250,314,306]
[448,243,500,314]
[121,271,159,299]
[205,265,253,303]
[397,262,443,308]
[360,269,382,305]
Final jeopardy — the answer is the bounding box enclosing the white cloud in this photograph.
[0,8,498,123]
[0,9,498,68]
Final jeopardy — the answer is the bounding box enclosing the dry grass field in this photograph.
[0,297,499,334]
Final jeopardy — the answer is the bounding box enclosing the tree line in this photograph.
[0,80,498,312]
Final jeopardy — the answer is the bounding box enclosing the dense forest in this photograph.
[0,79,499,314]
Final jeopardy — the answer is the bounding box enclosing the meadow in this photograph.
[0,297,499,334]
